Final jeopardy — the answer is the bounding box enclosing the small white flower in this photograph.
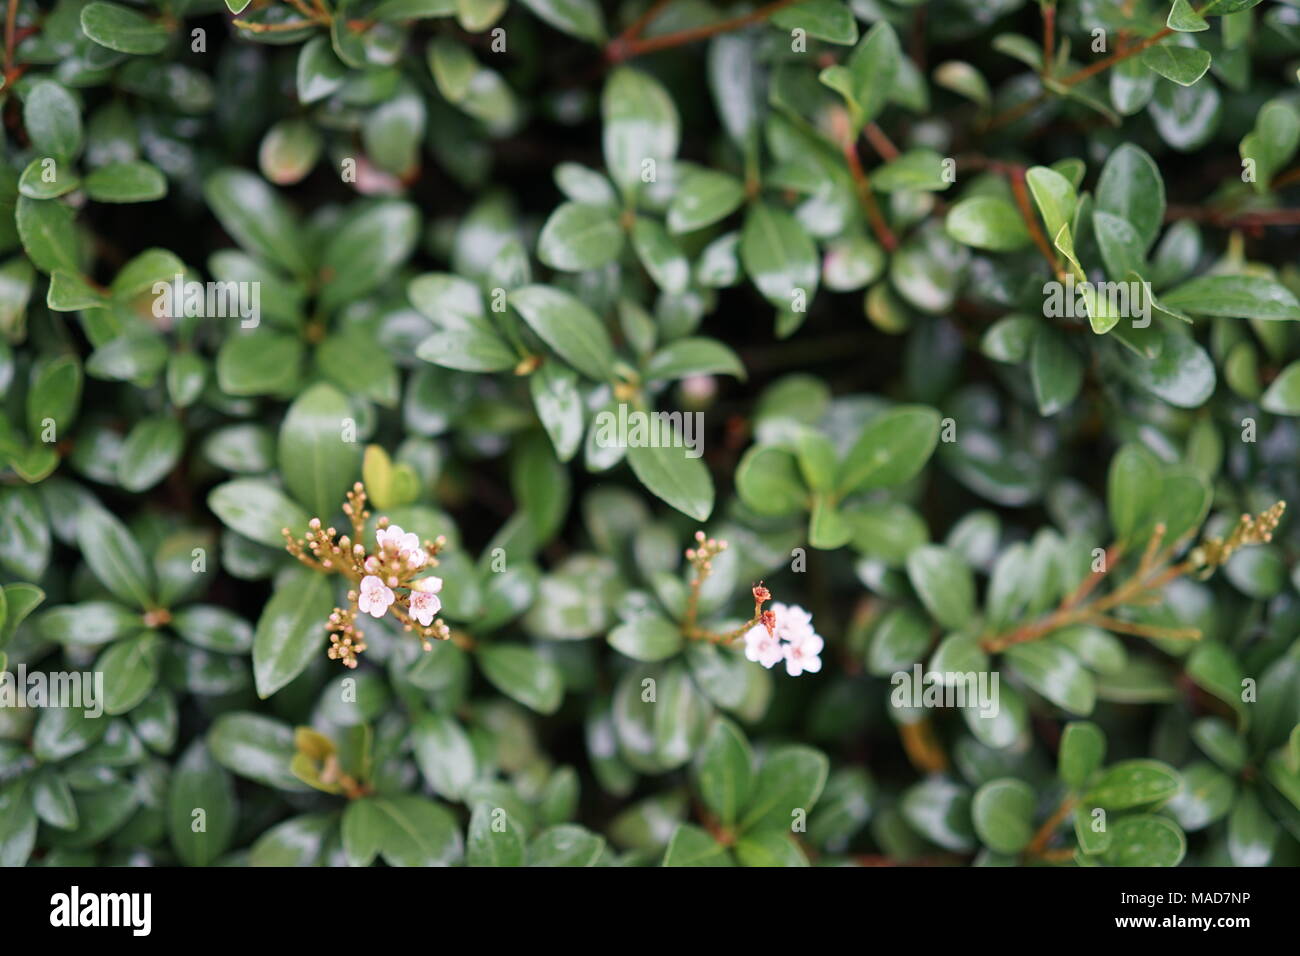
[377,525,421,554]
[409,589,442,626]
[744,623,784,669]
[358,574,395,618]
[783,630,824,677]
[411,576,443,594]
[772,602,815,644]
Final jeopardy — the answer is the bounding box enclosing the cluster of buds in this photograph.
[1190,501,1286,577]
[283,482,451,668]
[685,530,727,573]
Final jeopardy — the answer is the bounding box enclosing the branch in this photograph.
[838,116,898,251]
[606,0,800,62]
[3,0,17,81]
[984,25,1174,131]
[1007,164,1061,278]
[863,122,901,162]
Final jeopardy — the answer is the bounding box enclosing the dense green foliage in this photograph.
[1,0,1300,868]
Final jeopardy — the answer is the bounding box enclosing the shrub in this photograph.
[1,0,1299,869]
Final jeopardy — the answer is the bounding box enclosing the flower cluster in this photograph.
[744,602,824,677]
[1190,501,1287,577]
[283,482,450,668]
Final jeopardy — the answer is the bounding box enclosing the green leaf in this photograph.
[627,442,714,522]
[740,201,819,310]
[1261,362,1300,414]
[971,778,1035,854]
[0,583,45,646]
[692,718,755,829]
[528,824,605,866]
[842,20,900,129]
[866,607,930,676]
[117,415,183,492]
[1106,442,1161,542]
[530,361,584,461]
[872,149,951,192]
[662,823,732,866]
[734,830,810,866]
[417,326,517,372]
[602,66,679,200]
[906,546,975,631]
[215,330,304,397]
[770,0,857,44]
[608,613,683,662]
[630,217,689,294]
[249,814,335,866]
[900,777,975,851]
[1162,274,1300,320]
[837,405,941,493]
[644,337,745,381]
[734,444,807,517]
[76,505,154,609]
[0,780,37,866]
[1025,166,1077,248]
[467,801,526,866]
[168,741,238,866]
[478,643,564,714]
[1095,144,1165,251]
[508,285,616,382]
[33,704,109,762]
[1092,210,1146,281]
[26,353,82,439]
[278,382,361,519]
[97,631,162,715]
[83,161,167,204]
[1240,101,1300,192]
[343,795,463,867]
[1168,0,1209,31]
[209,479,310,547]
[297,35,347,104]
[945,197,1032,251]
[738,744,829,834]
[16,196,80,274]
[24,82,83,162]
[0,487,51,579]
[80,2,170,55]
[32,769,78,831]
[413,713,478,801]
[1084,759,1181,809]
[518,0,606,42]
[1005,642,1096,715]
[1186,640,1248,724]
[209,712,308,791]
[1166,761,1235,831]
[1100,814,1186,866]
[1030,327,1083,416]
[252,569,335,699]
[538,202,624,271]
[667,169,746,234]
[203,168,309,278]
[1141,43,1212,86]
[318,201,418,312]
[1059,720,1107,789]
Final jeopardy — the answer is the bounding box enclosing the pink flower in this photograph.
[783,630,824,677]
[409,589,442,626]
[358,575,394,618]
[377,525,426,569]
[772,602,814,643]
[744,622,784,669]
